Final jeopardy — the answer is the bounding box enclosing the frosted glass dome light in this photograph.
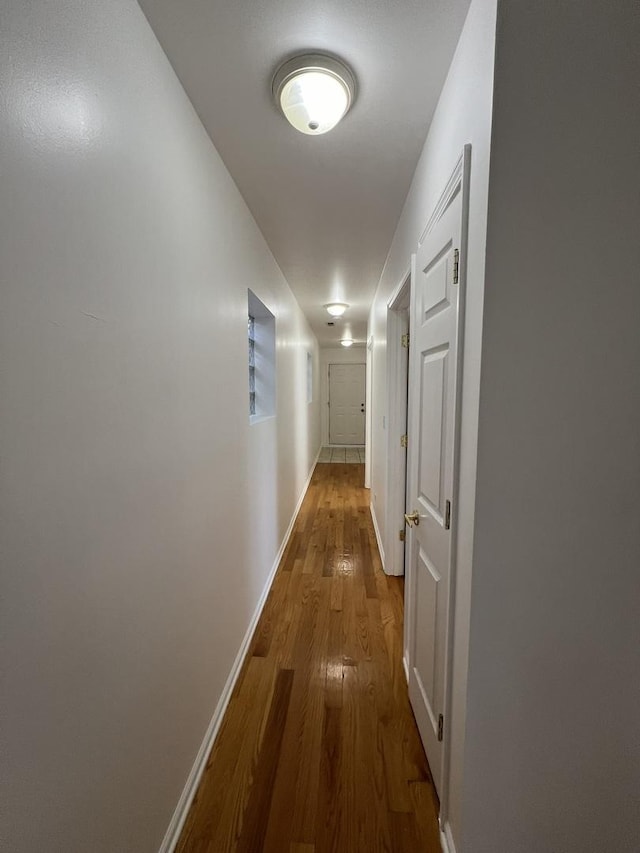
[340,338,354,347]
[273,54,356,136]
[324,302,349,317]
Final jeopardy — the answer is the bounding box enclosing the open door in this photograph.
[404,150,469,802]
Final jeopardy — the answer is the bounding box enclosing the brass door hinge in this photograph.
[438,714,444,742]
[400,434,408,448]
[453,249,459,285]
[399,529,406,542]
[445,499,451,530]
[401,333,410,349]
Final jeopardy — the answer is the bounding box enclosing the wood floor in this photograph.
[177,463,440,853]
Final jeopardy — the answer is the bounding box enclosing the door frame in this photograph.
[385,272,411,577]
[404,145,471,835]
[364,335,374,488]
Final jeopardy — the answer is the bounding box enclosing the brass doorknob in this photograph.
[404,510,420,527]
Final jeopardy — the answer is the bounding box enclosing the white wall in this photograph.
[367,0,497,845]
[0,1,320,850]
[462,2,640,850]
[320,346,367,446]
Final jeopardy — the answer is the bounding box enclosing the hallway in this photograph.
[177,463,440,852]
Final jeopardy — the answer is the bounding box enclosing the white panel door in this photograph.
[406,187,463,797]
[329,363,365,444]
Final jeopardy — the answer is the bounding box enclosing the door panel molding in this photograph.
[420,241,454,321]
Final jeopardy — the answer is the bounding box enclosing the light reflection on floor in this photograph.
[337,556,353,576]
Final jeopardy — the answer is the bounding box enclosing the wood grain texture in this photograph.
[176,462,440,853]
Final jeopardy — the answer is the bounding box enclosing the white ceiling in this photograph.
[138,0,471,346]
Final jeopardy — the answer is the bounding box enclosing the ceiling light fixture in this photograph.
[273,53,356,135]
[340,338,354,348]
[324,302,349,317]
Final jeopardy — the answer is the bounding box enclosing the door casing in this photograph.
[364,336,374,488]
[385,274,411,577]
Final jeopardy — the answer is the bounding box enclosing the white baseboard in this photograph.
[158,449,320,853]
[369,501,386,573]
[403,653,409,684]
[440,820,457,853]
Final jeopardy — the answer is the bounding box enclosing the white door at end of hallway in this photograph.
[406,186,463,798]
[329,363,365,445]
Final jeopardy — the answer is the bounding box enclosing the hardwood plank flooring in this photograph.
[177,462,440,853]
